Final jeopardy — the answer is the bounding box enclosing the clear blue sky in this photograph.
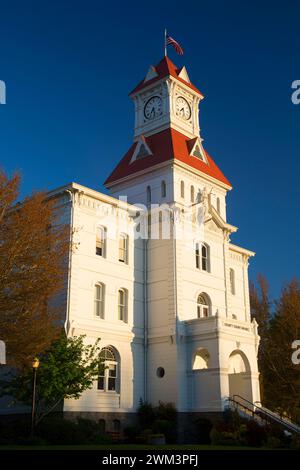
[0,0,299,298]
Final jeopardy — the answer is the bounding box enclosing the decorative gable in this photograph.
[130,136,153,163]
[144,65,158,82]
[187,137,208,163]
[177,66,190,83]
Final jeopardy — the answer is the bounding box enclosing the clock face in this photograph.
[144,96,162,120]
[176,96,191,120]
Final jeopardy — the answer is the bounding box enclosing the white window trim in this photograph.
[98,360,118,393]
[94,283,105,319]
[118,288,128,323]
[96,226,106,257]
[119,234,128,264]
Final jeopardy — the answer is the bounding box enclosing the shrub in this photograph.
[36,417,86,445]
[135,428,153,444]
[0,417,30,444]
[15,436,48,446]
[245,420,267,447]
[194,417,213,444]
[152,419,176,444]
[154,402,177,422]
[290,434,300,450]
[123,425,140,441]
[137,399,177,443]
[209,427,238,446]
[266,436,282,449]
[137,400,155,429]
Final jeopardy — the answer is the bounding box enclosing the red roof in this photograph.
[129,56,203,96]
[104,128,231,188]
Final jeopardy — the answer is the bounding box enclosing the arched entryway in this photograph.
[228,350,253,402]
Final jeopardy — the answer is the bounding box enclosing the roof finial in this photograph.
[164,28,167,57]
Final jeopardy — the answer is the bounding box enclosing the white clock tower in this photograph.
[130,57,203,140]
[104,55,260,418]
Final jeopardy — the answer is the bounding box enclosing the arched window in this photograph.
[161,180,166,198]
[146,186,151,203]
[197,293,210,318]
[96,226,106,257]
[190,185,195,203]
[230,268,236,295]
[180,180,185,198]
[98,346,119,392]
[193,348,210,370]
[119,234,128,263]
[118,288,128,323]
[94,283,105,318]
[195,242,210,272]
[216,197,221,214]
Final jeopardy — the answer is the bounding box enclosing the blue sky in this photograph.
[0,0,300,298]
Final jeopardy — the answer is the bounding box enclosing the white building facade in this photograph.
[50,56,260,430]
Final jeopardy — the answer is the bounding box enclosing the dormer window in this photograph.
[193,145,203,159]
[136,144,149,160]
[188,137,208,163]
[130,137,152,163]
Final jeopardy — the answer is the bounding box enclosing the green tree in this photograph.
[1,334,102,425]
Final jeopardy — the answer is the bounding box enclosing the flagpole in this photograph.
[164,28,167,56]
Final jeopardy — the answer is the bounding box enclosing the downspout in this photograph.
[64,189,75,336]
[143,238,148,401]
[223,230,229,318]
[172,209,178,335]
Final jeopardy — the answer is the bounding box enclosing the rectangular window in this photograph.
[118,289,128,322]
[108,364,117,391]
[201,244,208,271]
[203,306,209,317]
[195,243,200,269]
[96,227,106,257]
[97,363,105,390]
[94,284,104,318]
[197,305,201,318]
[119,235,128,263]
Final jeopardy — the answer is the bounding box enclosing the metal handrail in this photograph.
[228,395,300,434]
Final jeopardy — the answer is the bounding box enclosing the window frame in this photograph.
[118,288,128,323]
[96,226,106,257]
[195,242,210,272]
[97,347,119,393]
[197,293,210,318]
[94,283,105,319]
[118,234,128,264]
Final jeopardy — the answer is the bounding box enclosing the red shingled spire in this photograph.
[104,128,231,188]
[129,56,203,97]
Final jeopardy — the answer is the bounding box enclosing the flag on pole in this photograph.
[165,31,184,56]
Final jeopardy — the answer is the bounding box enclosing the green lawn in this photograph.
[0,444,283,450]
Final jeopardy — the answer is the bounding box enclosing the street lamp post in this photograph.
[30,357,40,436]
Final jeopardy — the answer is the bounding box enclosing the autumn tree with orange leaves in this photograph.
[250,275,300,423]
[0,171,69,369]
